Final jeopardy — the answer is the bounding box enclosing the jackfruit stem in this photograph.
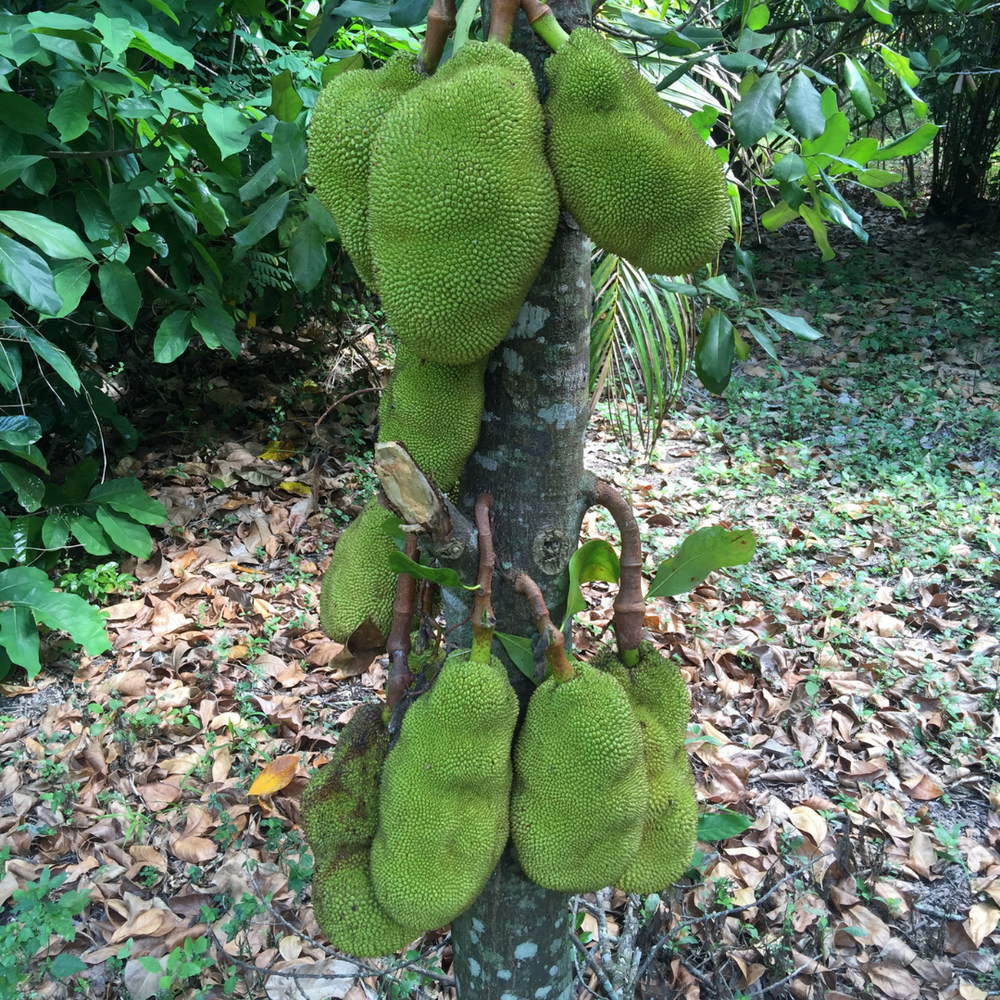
[417,0,456,75]
[595,480,644,665]
[520,0,569,50]
[514,572,574,682]
[470,493,496,665]
[386,533,419,709]
[489,0,520,45]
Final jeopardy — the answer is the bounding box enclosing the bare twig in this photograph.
[571,933,622,1000]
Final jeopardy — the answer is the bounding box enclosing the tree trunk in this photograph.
[444,1,593,996]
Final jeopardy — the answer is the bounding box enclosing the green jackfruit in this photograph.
[369,41,559,365]
[544,28,729,276]
[371,651,518,928]
[511,662,650,893]
[301,704,421,956]
[378,345,486,493]
[319,498,397,644]
[308,52,422,289]
[593,642,697,892]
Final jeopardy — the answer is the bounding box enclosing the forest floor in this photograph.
[1,207,999,1000]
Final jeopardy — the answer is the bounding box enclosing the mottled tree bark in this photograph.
[444,1,593,996]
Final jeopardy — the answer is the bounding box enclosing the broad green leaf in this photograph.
[840,137,879,168]
[799,203,835,260]
[717,52,767,74]
[801,111,849,164]
[269,69,304,123]
[192,305,241,360]
[773,152,807,182]
[0,155,43,191]
[109,185,142,227]
[202,103,251,159]
[0,343,22,393]
[321,51,364,83]
[89,478,168,525]
[747,3,770,29]
[737,28,775,50]
[495,631,538,684]
[95,506,152,558]
[864,0,894,24]
[762,308,822,340]
[330,1,393,22]
[699,274,741,303]
[732,72,781,147]
[843,57,874,119]
[695,310,734,394]
[51,953,89,978]
[6,325,80,390]
[93,13,133,58]
[48,262,92,319]
[0,210,95,263]
[233,190,290,260]
[0,92,47,134]
[129,28,195,70]
[870,123,939,161]
[387,550,478,590]
[145,0,181,23]
[453,0,479,50]
[698,809,753,841]
[390,0,434,26]
[784,72,824,141]
[880,45,918,86]
[49,81,93,142]
[272,120,307,183]
[42,514,70,549]
[98,262,141,327]
[0,462,45,511]
[69,514,113,555]
[648,526,756,598]
[871,189,906,214]
[240,159,282,202]
[288,218,327,293]
[562,538,621,629]
[0,234,62,314]
[154,310,194,363]
[0,415,42,447]
[0,606,40,677]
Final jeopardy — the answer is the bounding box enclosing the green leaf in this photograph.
[89,478,168,526]
[0,416,42,448]
[697,809,753,841]
[0,92,48,134]
[98,262,141,327]
[42,514,69,549]
[93,13,133,59]
[48,262,93,320]
[562,538,620,629]
[772,152,807,183]
[69,514,112,556]
[695,310,735,394]
[203,103,251,159]
[269,69,304,123]
[272,121,307,183]
[784,72,824,141]
[0,462,45,512]
[233,190,290,260]
[288,218,327,293]
[843,57,874,119]
[49,81,93,142]
[799,203,835,260]
[699,274,741,303]
[387,550,477,590]
[239,159,282,202]
[0,565,110,657]
[154,310,194,363]
[192,304,241,360]
[0,234,62,314]
[762,308,822,340]
[50,953,88,978]
[390,0,433,25]
[495,631,538,683]
[0,210,96,263]
[732,72,781,147]
[0,154,44,191]
[95,507,152,558]
[801,111,849,164]
[7,326,80,390]
[0,606,40,678]
[648,526,756,598]
[870,123,939,161]
[129,27,195,70]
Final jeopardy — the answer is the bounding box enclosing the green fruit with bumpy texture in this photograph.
[308,52,422,289]
[592,642,697,892]
[511,662,650,892]
[302,704,422,956]
[544,28,729,276]
[319,498,397,643]
[371,652,518,928]
[369,41,559,365]
[378,345,486,493]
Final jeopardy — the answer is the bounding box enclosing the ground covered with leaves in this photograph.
[1,212,998,1000]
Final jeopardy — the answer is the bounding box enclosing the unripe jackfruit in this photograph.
[371,651,518,928]
[593,642,697,893]
[308,52,422,289]
[511,662,650,892]
[378,345,486,493]
[319,498,397,643]
[301,704,421,956]
[369,42,560,365]
[544,28,729,276]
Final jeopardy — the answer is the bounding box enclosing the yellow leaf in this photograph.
[249,754,300,796]
[789,805,828,845]
[259,440,295,461]
[278,480,312,496]
[248,311,257,328]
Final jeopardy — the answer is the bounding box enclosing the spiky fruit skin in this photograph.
[307,53,422,289]
[544,28,729,276]
[511,663,650,893]
[369,42,560,365]
[319,498,397,643]
[378,345,486,493]
[593,642,697,893]
[302,704,421,956]
[371,652,519,928]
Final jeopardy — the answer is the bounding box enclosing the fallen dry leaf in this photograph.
[249,755,300,796]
